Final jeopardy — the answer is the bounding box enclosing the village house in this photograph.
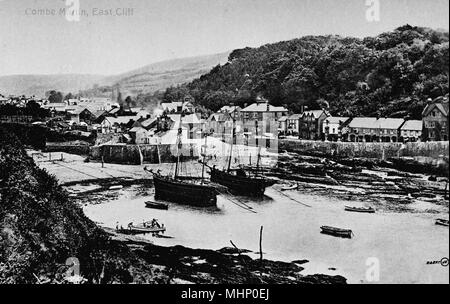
[299,110,329,140]
[399,120,423,142]
[218,105,243,120]
[278,116,288,135]
[99,116,139,134]
[129,126,151,144]
[241,97,288,122]
[422,96,449,141]
[286,114,302,136]
[347,117,405,142]
[181,113,204,139]
[206,112,233,137]
[65,107,97,125]
[323,116,350,141]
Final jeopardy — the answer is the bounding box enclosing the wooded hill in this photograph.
[162,25,449,119]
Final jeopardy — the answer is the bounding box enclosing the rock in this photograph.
[218,247,252,254]
[292,259,309,265]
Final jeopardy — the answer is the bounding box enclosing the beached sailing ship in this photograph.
[208,105,275,197]
[147,124,217,207]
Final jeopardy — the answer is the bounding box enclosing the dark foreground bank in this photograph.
[0,128,345,284]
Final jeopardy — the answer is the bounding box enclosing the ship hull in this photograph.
[210,168,269,197]
[153,175,217,207]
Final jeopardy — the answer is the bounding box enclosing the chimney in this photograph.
[266,102,270,112]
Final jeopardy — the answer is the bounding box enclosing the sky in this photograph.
[0,0,448,76]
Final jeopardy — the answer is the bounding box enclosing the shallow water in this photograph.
[83,185,449,284]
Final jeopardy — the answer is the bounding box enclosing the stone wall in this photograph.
[279,139,449,159]
[89,143,199,165]
[45,141,91,155]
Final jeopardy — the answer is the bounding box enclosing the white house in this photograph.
[323,116,350,140]
[400,120,422,142]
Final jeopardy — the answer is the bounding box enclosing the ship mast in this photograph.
[201,129,208,184]
[227,104,236,173]
[174,116,183,179]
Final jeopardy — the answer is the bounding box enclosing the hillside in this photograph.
[162,25,449,119]
[0,52,230,98]
[104,52,230,95]
[0,74,106,98]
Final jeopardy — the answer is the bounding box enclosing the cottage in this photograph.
[241,97,288,122]
[399,120,423,142]
[66,107,96,125]
[206,112,233,136]
[286,114,303,136]
[278,116,288,135]
[100,116,139,133]
[129,126,150,144]
[422,97,449,141]
[323,117,350,141]
[299,110,329,140]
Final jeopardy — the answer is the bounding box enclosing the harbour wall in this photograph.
[89,143,199,165]
[279,140,449,159]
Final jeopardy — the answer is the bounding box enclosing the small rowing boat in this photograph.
[281,184,298,191]
[109,185,123,190]
[320,226,353,238]
[435,219,449,227]
[145,201,169,210]
[345,206,375,213]
[117,220,166,235]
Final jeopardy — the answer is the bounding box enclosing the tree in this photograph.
[47,91,63,104]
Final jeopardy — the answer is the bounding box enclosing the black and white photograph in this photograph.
[0,0,448,292]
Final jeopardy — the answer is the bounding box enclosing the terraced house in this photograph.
[347,117,405,142]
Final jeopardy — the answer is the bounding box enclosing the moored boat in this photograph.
[117,220,166,235]
[320,226,353,238]
[210,167,273,197]
[145,200,169,210]
[208,107,274,197]
[281,183,298,191]
[345,206,376,213]
[435,219,449,227]
[153,173,217,207]
[147,125,217,207]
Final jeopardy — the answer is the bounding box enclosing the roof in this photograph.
[302,110,327,119]
[219,106,241,113]
[422,101,449,117]
[182,113,202,124]
[348,117,380,129]
[129,127,148,133]
[105,116,139,125]
[400,120,423,131]
[108,108,120,114]
[141,117,157,128]
[288,114,303,120]
[278,116,288,122]
[68,107,92,115]
[376,118,405,129]
[208,113,231,122]
[324,117,350,124]
[349,117,405,129]
[167,114,182,122]
[241,103,288,113]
